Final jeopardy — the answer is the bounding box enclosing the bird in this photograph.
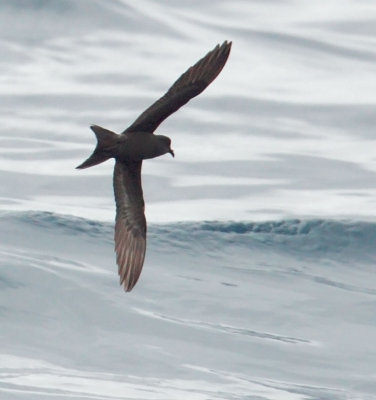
[76,41,232,292]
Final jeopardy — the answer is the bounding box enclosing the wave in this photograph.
[2,211,373,400]
[2,210,376,260]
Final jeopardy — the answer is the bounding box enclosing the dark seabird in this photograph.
[76,41,232,292]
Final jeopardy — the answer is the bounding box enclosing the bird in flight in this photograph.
[77,41,232,292]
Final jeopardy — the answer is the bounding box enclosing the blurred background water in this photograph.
[1,1,376,399]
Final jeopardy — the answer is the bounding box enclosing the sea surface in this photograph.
[1,1,376,399]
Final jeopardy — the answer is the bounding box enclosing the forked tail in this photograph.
[76,125,118,169]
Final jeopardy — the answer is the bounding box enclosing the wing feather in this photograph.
[124,41,232,134]
[113,160,147,291]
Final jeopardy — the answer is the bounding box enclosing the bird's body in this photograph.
[117,133,173,161]
[77,41,232,291]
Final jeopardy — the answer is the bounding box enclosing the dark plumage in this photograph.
[77,41,232,291]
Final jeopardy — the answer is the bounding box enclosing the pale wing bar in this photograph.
[113,160,147,291]
[124,41,232,134]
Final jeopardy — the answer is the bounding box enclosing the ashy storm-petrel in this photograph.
[77,41,232,291]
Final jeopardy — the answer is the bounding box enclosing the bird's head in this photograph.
[156,135,174,158]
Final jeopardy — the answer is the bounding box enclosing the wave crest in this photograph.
[3,211,376,259]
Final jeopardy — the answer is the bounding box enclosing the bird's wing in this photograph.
[123,40,232,134]
[113,160,147,292]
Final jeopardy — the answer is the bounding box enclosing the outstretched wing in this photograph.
[124,40,232,134]
[113,160,147,292]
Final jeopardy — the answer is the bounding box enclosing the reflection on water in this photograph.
[1,0,376,222]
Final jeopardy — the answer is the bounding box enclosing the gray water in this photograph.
[1,1,376,399]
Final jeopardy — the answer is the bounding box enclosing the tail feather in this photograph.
[76,151,110,169]
[76,125,118,169]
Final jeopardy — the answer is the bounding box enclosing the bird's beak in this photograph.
[169,149,175,157]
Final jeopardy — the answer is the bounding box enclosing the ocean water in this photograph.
[1,1,376,399]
